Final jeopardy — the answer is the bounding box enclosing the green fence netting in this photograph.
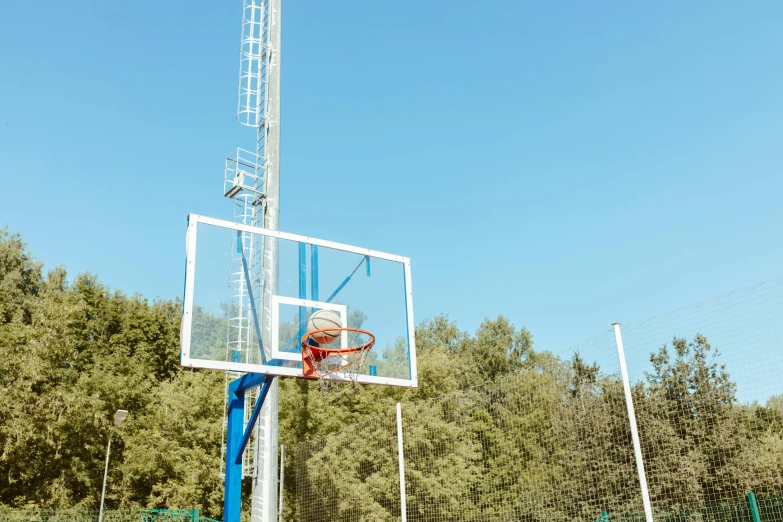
[607,494,783,522]
[0,509,219,522]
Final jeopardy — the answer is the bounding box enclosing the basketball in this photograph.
[306,309,342,345]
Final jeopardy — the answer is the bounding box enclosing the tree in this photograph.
[0,228,213,511]
[641,335,744,506]
[117,369,225,517]
[464,316,533,383]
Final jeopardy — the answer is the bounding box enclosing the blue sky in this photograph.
[2,0,783,367]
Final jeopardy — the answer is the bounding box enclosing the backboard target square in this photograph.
[270,296,348,361]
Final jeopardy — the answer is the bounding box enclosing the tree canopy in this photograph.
[1,227,782,521]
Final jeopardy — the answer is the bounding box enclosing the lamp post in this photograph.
[99,409,128,522]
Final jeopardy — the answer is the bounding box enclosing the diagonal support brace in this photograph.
[238,231,265,358]
[224,373,276,522]
[235,375,275,464]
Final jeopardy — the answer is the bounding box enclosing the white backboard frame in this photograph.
[180,214,418,388]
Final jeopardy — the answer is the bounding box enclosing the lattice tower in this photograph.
[219,0,274,486]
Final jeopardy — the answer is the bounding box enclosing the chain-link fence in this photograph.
[285,277,783,521]
[399,357,643,521]
[287,409,401,521]
[0,509,217,522]
[286,333,644,522]
[618,277,783,519]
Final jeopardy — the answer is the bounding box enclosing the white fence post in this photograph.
[396,403,407,522]
[278,444,285,522]
[613,323,654,522]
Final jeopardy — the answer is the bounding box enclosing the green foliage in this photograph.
[639,335,749,506]
[0,229,221,517]
[285,331,783,521]
[0,508,219,522]
[3,226,783,522]
[118,370,225,515]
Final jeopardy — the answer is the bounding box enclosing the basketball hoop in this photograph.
[301,328,375,386]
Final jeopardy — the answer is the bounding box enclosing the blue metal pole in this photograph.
[235,376,274,463]
[311,245,319,301]
[747,492,761,522]
[235,372,270,394]
[324,256,368,303]
[224,379,244,522]
[240,250,264,356]
[299,242,307,340]
[324,277,351,304]
[279,254,366,351]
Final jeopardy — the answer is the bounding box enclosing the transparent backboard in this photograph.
[180,214,417,387]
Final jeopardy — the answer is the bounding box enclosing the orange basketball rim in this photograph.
[300,327,375,379]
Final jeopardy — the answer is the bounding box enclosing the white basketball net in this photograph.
[301,329,373,394]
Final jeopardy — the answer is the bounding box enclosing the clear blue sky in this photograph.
[2,0,783,361]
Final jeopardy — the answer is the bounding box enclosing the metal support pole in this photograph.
[310,245,319,301]
[241,0,280,519]
[224,378,245,522]
[396,403,407,522]
[254,0,282,504]
[278,444,285,522]
[298,242,306,338]
[612,323,654,522]
[98,431,113,522]
[236,377,275,462]
[747,492,761,522]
